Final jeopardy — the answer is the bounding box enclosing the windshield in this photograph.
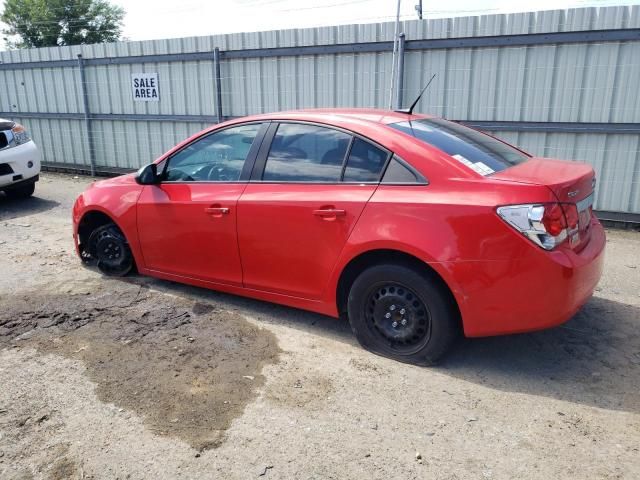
[389,118,529,175]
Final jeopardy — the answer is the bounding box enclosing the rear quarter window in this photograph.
[389,118,529,175]
[381,156,427,184]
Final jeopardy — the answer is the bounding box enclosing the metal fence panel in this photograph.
[493,130,640,215]
[0,5,639,215]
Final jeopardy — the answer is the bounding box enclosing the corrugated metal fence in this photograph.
[1,6,639,217]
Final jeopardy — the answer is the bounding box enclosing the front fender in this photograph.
[72,174,145,267]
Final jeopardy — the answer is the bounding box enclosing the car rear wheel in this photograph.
[5,182,35,199]
[87,223,134,277]
[347,263,459,366]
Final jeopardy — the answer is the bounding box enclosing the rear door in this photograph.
[237,122,390,299]
[136,122,266,285]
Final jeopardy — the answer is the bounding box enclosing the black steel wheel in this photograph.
[347,263,459,365]
[364,282,431,355]
[87,223,134,276]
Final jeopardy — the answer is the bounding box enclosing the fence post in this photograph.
[395,33,406,110]
[213,48,223,123]
[77,54,96,176]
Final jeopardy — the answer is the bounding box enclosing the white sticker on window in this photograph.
[472,162,495,175]
[452,154,473,167]
[452,154,494,176]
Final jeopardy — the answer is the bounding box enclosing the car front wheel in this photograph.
[87,223,134,277]
[347,263,459,366]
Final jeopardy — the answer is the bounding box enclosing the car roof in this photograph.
[161,108,477,181]
[238,108,432,126]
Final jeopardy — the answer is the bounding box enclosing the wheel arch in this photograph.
[335,249,462,323]
[76,209,140,263]
[77,209,121,249]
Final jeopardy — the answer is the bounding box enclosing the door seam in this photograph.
[321,183,382,302]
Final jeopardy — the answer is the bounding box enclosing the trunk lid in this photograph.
[492,157,595,202]
[492,157,596,249]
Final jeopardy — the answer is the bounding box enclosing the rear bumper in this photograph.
[458,217,606,337]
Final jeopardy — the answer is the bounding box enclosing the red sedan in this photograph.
[72,109,605,365]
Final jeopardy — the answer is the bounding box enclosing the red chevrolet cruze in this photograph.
[72,109,605,365]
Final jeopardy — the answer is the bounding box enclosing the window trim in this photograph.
[338,136,355,181]
[250,120,394,185]
[159,121,269,184]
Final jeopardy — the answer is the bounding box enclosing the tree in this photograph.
[1,0,125,49]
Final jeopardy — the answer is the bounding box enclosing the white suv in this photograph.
[0,119,41,198]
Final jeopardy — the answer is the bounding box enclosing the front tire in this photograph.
[5,182,35,199]
[87,223,134,277]
[347,264,459,366]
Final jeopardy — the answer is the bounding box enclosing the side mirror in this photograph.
[135,163,159,185]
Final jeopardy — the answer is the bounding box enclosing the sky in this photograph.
[1,0,639,50]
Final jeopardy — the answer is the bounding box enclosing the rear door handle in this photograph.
[204,206,229,215]
[313,208,346,218]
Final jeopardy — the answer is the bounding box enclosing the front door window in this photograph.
[164,123,261,182]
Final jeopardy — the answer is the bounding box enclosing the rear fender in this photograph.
[324,238,468,319]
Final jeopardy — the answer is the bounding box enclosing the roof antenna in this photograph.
[395,73,436,115]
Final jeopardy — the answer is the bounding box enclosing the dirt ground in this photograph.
[0,172,639,480]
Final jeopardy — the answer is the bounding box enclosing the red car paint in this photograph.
[72,109,605,337]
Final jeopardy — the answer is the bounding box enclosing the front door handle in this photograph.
[204,206,230,216]
[313,207,346,218]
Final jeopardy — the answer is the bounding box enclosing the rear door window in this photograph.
[389,118,529,175]
[343,138,389,182]
[263,123,351,182]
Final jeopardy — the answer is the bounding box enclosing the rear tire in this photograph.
[87,223,134,277]
[5,182,35,199]
[347,263,459,366]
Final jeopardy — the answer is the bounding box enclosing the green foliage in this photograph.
[1,0,125,48]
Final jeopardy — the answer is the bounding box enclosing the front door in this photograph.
[136,122,265,285]
[237,122,390,299]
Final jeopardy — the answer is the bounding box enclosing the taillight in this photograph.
[561,203,579,231]
[497,202,578,250]
[541,203,566,236]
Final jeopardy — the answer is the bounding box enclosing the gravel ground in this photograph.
[0,172,639,480]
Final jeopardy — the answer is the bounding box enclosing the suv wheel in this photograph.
[5,182,35,199]
[347,263,459,365]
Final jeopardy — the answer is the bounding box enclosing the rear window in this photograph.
[389,118,529,175]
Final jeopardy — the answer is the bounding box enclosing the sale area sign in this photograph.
[132,73,159,101]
